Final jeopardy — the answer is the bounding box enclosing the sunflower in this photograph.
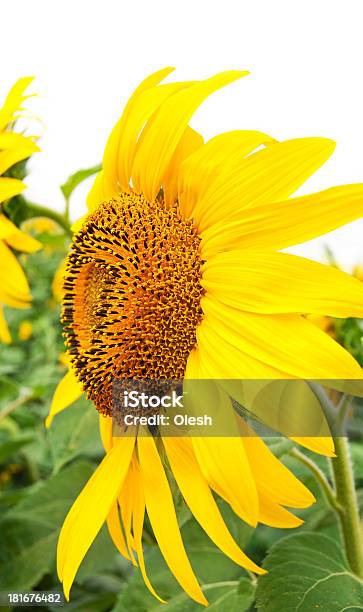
[47,68,363,605]
[0,77,41,342]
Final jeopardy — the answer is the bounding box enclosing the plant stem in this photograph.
[330,435,363,578]
[24,201,72,235]
[0,392,33,423]
[290,447,341,513]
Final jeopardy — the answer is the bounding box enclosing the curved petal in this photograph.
[58,436,135,599]
[131,455,166,603]
[0,306,11,343]
[241,425,315,508]
[200,184,363,258]
[163,436,264,574]
[0,215,41,253]
[163,126,203,206]
[132,71,249,202]
[193,137,335,232]
[202,250,363,317]
[0,142,39,175]
[0,77,34,130]
[137,433,207,606]
[107,501,130,560]
[0,240,31,297]
[179,130,274,219]
[0,177,25,204]
[201,295,363,379]
[45,369,83,428]
[258,494,304,528]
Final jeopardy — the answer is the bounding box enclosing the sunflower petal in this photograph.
[201,295,363,379]
[202,250,363,318]
[241,425,315,508]
[0,77,34,130]
[0,214,41,253]
[131,455,166,603]
[0,177,25,204]
[138,433,207,606]
[59,437,135,599]
[107,501,130,560]
[258,494,304,528]
[163,436,264,574]
[0,306,11,343]
[45,369,83,428]
[179,130,274,219]
[132,71,249,202]
[201,184,363,257]
[0,142,39,175]
[163,126,203,206]
[0,240,31,297]
[194,137,335,232]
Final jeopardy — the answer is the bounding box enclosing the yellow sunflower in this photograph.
[0,77,41,343]
[47,68,363,605]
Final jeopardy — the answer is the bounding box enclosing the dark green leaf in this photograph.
[0,460,95,591]
[256,531,363,611]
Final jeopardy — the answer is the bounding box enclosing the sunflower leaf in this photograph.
[255,531,363,611]
[0,460,95,591]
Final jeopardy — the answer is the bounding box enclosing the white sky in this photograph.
[1,0,363,269]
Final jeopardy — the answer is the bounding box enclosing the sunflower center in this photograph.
[62,192,204,415]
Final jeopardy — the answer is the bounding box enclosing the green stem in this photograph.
[291,447,341,512]
[330,435,363,578]
[23,201,72,235]
[0,392,33,424]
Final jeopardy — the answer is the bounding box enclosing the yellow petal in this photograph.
[0,286,30,309]
[0,77,34,131]
[0,143,39,175]
[102,67,180,194]
[0,240,31,297]
[106,501,130,560]
[201,295,363,379]
[58,436,135,599]
[192,433,259,527]
[197,317,287,378]
[0,306,11,343]
[137,433,207,606]
[163,436,264,574]
[132,71,249,202]
[290,436,336,457]
[163,126,204,206]
[0,132,38,150]
[241,425,315,508]
[202,250,363,318]
[201,184,363,257]
[118,464,138,566]
[179,130,274,219]
[0,215,41,253]
[99,414,113,451]
[258,494,304,528]
[0,177,25,204]
[45,369,83,428]
[194,137,335,232]
[131,455,166,603]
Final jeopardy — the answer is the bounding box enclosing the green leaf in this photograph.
[0,432,35,463]
[0,460,95,591]
[47,397,102,473]
[256,531,363,611]
[152,577,254,611]
[61,164,101,200]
